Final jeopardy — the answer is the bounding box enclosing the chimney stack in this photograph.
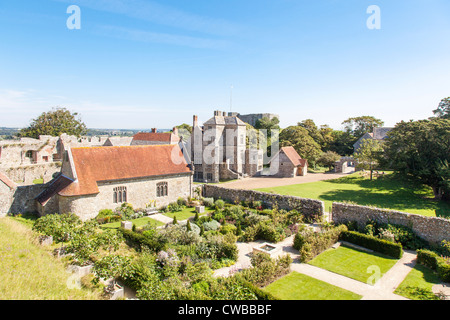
[151,128,157,133]
[193,115,198,127]
[172,127,179,136]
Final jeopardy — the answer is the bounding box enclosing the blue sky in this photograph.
[1,0,449,130]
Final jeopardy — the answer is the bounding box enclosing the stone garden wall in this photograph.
[203,184,325,220]
[331,202,450,244]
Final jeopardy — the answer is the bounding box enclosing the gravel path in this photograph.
[219,170,355,190]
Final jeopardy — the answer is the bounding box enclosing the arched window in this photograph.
[156,182,168,197]
[113,186,127,203]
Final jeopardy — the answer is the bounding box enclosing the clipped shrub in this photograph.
[340,231,403,259]
[417,249,450,282]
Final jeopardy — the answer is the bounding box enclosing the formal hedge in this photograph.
[417,249,450,283]
[340,231,403,259]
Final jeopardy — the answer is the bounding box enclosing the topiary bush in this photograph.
[340,231,403,259]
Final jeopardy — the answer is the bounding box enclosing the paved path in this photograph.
[152,213,419,300]
[213,234,418,300]
[219,171,355,190]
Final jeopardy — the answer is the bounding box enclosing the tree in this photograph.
[382,118,450,200]
[254,117,280,157]
[317,151,341,171]
[433,97,450,119]
[279,126,322,168]
[327,130,357,156]
[354,138,383,180]
[19,107,87,138]
[342,116,384,138]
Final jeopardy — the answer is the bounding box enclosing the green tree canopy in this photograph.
[342,116,384,138]
[433,97,450,119]
[19,107,87,139]
[279,126,322,168]
[382,118,450,200]
[354,138,384,180]
[317,151,341,171]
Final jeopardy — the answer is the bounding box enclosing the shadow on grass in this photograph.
[320,188,450,218]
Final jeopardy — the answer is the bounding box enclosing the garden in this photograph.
[27,195,303,300]
[8,191,450,300]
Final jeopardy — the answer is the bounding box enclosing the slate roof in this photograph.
[203,115,246,126]
[35,174,74,205]
[59,144,192,197]
[132,132,179,143]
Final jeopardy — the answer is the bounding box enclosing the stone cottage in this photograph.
[36,144,193,221]
[269,146,308,178]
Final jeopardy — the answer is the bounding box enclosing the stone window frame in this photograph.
[156,182,168,197]
[113,186,127,203]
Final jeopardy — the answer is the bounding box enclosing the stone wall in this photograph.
[9,184,47,214]
[203,185,324,220]
[331,202,450,244]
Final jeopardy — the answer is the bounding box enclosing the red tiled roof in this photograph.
[59,144,191,197]
[132,132,178,143]
[0,171,16,190]
[280,146,307,167]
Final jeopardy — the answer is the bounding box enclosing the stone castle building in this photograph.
[35,144,193,221]
[190,111,264,183]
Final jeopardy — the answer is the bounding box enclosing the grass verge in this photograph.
[0,217,101,300]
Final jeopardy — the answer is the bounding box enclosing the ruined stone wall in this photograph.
[8,184,47,214]
[331,202,450,244]
[3,162,61,185]
[0,183,14,217]
[203,185,324,220]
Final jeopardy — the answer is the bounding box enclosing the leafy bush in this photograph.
[168,202,183,212]
[119,227,168,253]
[293,224,347,262]
[214,199,225,210]
[340,231,403,259]
[202,197,214,207]
[220,223,237,235]
[114,203,134,220]
[203,219,221,232]
[177,197,187,206]
[32,213,81,243]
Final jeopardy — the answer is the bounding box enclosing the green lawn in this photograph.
[0,217,101,299]
[394,264,442,300]
[263,271,362,300]
[101,216,165,229]
[162,206,214,221]
[308,245,398,285]
[256,172,450,217]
